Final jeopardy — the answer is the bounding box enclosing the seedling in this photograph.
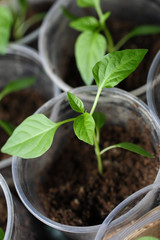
[0,227,4,240]
[1,49,154,174]
[0,77,35,135]
[0,0,46,54]
[63,0,160,85]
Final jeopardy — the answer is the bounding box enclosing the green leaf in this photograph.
[1,114,60,158]
[92,49,148,89]
[0,77,36,101]
[129,25,160,38]
[100,12,111,24]
[17,0,28,16]
[136,237,159,240]
[70,16,99,32]
[75,31,107,85]
[61,6,78,21]
[0,6,13,54]
[101,142,154,158]
[93,112,106,129]
[0,227,4,240]
[73,113,95,145]
[67,92,84,113]
[77,0,99,8]
[0,120,15,136]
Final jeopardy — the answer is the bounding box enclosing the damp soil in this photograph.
[0,89,45,160]
[63,18,160,92]
[39,121,159,226]
[0,196,7,232]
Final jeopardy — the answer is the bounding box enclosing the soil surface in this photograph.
[0,89,45,160]
[39,121,159,226]
[64,18,160,91]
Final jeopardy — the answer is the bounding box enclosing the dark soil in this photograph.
[39,121,159,226]
[64,18,160,91]
[0,196,7,232]
[0,89,45,160]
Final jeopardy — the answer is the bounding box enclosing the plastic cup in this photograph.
[95,183,160,240]
[11,86,160,240]
[147,50,160,128]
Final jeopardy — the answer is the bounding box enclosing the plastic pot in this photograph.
[0,44,58,168]
[39,0,160,96]
[95,183,160,240]
[147,50,160,127]
[12,86,160,240]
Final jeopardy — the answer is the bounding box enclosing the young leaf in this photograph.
[101,142,154,158]
[1,114,60,158]
[0,227,4,240]
[73,113,95,145]
[115,25,160,50]
[0,6,13,54]
[0,77,36,101]
[77,0,99,8]
[70,16,99,32]
[93,112,106,129]
[0,120,15,136]
[61,6,78,21]
[75,31,107,85]
[67,92,84,113]
[136,237,159,240]
[128,25,160,38]
[92,49,148,89]
[100,12,111,24]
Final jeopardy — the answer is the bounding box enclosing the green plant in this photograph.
[136,237,159,240]
[0,77,35,135]
[1,49,154,174]
[0,0,45,54]
[63,0,160,85]
[0,227,4,240]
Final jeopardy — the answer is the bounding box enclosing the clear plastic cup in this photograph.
[0,44,58,168]
[95,183,160,240]
[147,50,160,127]
[39,0,160,96]
[12,86,160,240]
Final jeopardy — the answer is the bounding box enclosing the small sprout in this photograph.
[1,49,154,174]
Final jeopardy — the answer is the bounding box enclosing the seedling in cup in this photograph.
[1,49,154,174]
[63,0,160,85]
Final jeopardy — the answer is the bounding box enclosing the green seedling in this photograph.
[136,237,159,240]
[0,77,35,135]
[1,49,154,174]
[0,0,46,54]
[0,227,4,240]
[63,0,160,85]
